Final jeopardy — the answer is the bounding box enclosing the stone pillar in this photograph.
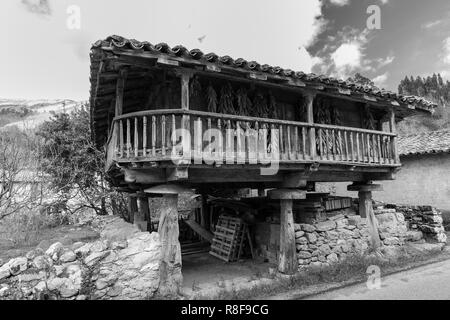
[348,183,383,250]
[268,189,306,275]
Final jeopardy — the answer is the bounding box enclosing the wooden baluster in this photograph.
[349,131,354,162]
[171,114,176,156]
[142,116,147,158]
[325,129,330,160]
[318,128,324,160]
[360,133,365,163]
[344,131,349,162]
[245,121,250,162]
[356,132,360,163]
[126,118,131,158]
[218,119,223,163]
[134,117,139,158]
[119,120,124,158]
[208,118,212,156]
[227,119,232,162]
[367,133,371,163]
[236,121,243,163]
[293,126,299,160]
[152,116,156,157]
[279,124,285,160]
[377,135,382,164]
[372,134,377,164]
[287,125,292,160]
[337,130,342,161]
[330,129,338,160]
[302,127,307,160]
[161,115,166,156]
[195,117,202,161]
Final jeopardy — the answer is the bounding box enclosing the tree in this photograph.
[347,73,375,87]
[36,104,111,215]
[0,127,46,220]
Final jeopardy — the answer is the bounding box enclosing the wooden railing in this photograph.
[107,109,399,167]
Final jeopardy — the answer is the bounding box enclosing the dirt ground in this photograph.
[181,253,276,297]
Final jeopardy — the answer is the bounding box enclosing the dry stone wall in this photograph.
[294,206,430,270]
[382,204,447,244]
[0,216,163,300]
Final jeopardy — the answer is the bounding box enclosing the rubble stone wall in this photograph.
[0,216,163,300]
[386,204,447,243]
[294,204,446,270]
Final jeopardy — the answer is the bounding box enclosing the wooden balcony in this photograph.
[106,109,400,170]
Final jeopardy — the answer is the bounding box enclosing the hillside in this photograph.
[397,74,450,136]
[0,99,85,130]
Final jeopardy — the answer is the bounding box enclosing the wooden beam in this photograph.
[115,68,128,116]
[184,219,214,243]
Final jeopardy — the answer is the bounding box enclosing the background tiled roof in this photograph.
[398,129,450,156]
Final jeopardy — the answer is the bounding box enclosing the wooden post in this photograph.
[305,92,316,160]
[127,194,138,224]
[178,71,193,161]
[388,108,400,164]
[145,184,191,296]
[157,193,182,296]
[136,195,150,232]
[348,183,383,250]
[115,68,128,117]
[268,189,306,275]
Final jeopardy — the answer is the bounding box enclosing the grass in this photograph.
[193,246,448,300]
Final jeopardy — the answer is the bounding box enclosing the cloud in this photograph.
[331,42,362,69]
[443,37,450,64]
[329,0,350,6]
[376,55,395,68]
[373,72,389,88]
[21,0,51,17]
[311,27,373,79]
[422,19,443,29]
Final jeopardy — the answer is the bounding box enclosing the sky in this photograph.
[1,0,449,100]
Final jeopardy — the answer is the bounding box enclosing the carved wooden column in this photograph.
[145,184,189,296]
[268,189,306,275]
[305,92,316,160]
[348,183,383,250]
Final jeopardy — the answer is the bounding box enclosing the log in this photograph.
[157,194,183,296]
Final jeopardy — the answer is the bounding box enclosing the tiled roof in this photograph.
[91,35,437,113]
[398,129,450,156]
